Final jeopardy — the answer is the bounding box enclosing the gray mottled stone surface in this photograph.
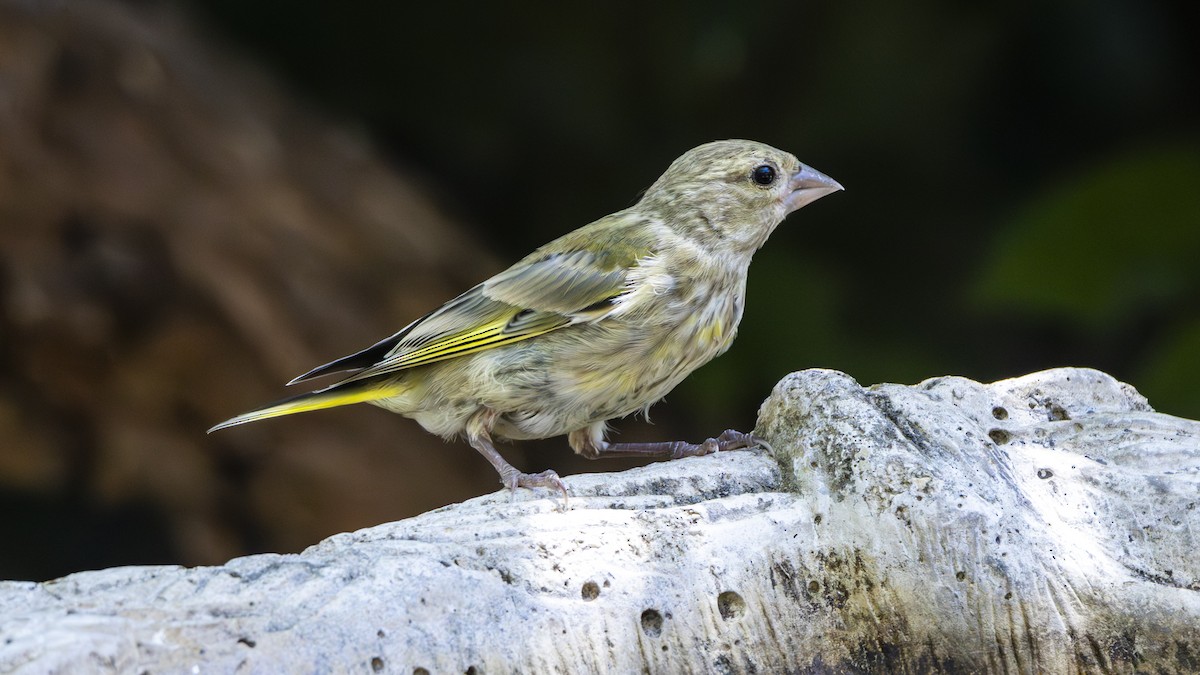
[2,368,1198,673]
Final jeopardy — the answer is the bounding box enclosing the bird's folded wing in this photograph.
[311,248,635,384]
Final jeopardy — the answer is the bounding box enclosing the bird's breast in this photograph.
[569,272,745,412]
[481,259,750,440]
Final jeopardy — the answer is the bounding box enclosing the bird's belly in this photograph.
[492,303,740,440]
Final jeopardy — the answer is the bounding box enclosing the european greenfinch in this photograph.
[209,139,842,500]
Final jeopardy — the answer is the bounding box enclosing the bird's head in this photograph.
[640,139,842,253]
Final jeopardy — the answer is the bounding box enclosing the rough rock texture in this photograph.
[1,367,1198,673]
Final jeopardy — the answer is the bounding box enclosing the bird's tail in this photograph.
[207,380,407,433]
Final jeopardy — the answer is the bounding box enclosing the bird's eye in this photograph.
[752,164,777,186]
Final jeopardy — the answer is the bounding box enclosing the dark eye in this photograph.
[752,164,777,186]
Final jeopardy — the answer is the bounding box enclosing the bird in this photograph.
[209,139,842,501]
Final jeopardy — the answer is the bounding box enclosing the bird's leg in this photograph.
[467,410,567,504]
[569,427,771,460]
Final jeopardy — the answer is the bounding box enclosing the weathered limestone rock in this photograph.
[1,368,1197,673]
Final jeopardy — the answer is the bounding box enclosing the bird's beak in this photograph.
[785,164,843,213]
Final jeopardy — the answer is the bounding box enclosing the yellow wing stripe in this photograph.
[386,324,559,370]
[391,321,510,365]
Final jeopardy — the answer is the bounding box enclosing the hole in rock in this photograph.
[640,609,664,637]
[717,591,746,620]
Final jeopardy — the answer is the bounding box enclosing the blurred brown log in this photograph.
[0,0,504,577]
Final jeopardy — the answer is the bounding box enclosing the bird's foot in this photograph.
[672,429,771,458]
[583,429,772,459]
[469,423,569,508]
[499,467,568,508]
[697,429,772,456]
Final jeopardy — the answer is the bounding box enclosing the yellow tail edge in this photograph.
[207,382,406,434]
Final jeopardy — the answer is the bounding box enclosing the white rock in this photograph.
[1,368,1198,673]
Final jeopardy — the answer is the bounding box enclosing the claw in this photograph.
[713,429,772,453]
[748,434,774,453]
[500,467,569,509]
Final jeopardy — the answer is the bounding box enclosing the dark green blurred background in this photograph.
[1,0,1197,580]
[194,0,1199,418]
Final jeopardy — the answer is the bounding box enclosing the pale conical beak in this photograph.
[785,164,843,213]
